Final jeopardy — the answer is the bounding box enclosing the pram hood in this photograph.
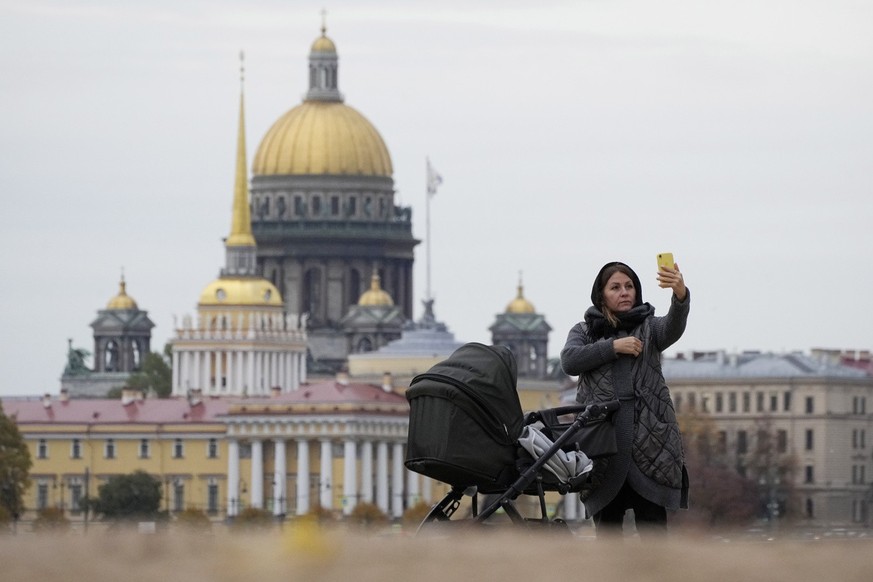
[408,342,525,444]
[405,342,526,490]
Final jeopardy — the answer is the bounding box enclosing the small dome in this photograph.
[253,101,392,177]
[358,273,394,307]
[107,277,138,310]
[199,277,283,307]
[506,283,535,314]
[311,33,336,53]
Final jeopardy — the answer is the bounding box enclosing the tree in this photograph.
[0,401,32,523]
[85,470,162,521]
[676,409,758,529]
[745,416,799,522]
[125,347,172,398]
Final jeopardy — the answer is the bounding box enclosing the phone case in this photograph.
[657,252,674,270]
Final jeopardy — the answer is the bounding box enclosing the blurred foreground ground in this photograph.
[3,524,873,582]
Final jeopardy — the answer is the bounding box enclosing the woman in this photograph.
[560,260,689,537]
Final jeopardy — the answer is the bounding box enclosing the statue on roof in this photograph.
[63,338,91,376]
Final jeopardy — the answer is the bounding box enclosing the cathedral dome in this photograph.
[252,101,392,177]
[252,27,392,178]
[358,273,394,307]
[107,277,138,310]
[199,277,283,307]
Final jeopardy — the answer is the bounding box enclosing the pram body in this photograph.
[405,342,618,531]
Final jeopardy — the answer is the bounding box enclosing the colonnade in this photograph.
[172,348,306,396]
[226,436,431,518]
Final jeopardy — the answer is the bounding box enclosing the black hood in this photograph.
[590,261,644,309]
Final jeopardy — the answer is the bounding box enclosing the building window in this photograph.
[331,195,340,216]
[806,498,814,518]
[37,483,49,510]
[37,439,48,459]
[805,396,814,414]
[756,392,765,413]
[688,392,696,411]
[208,438,219,459]
[715,393,724,413]
[805,429,814,451]
[140,439,150,459]
[173,438,184,459]
[805,465,814,483]
[729,392,737,413]
[777,430,788,454]
[208,482,219,514]
[674,394,682,413]
[783,391,792,412]
[742,392,751,413]
[105,439,116,459]
[312,196,321,216]
[770,394,778,412]
[737,430,748,454]
[717,431,727,454]
[294,195,304,216]
[71,439,82,459]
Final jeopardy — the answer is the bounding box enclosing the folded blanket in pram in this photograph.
[517,422,593,485]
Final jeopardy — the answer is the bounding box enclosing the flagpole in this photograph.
[425,157,432,302]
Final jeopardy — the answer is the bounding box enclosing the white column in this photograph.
[296,439,310,515]
[391,442,404,518]
[290,352,299,390]
[361,441,374,504]
[172,350,180,394]
[273,438,286,516]
[247,351,255,396]
[320,440,333,509]
[422,476,432,504]
[225,350,233,392]
[227,439,240,516]
[376,441,389,513]
[192,351,200,390]
[406,467,420,507]
[251,439,264,508]
[564,491,578,521]
[342,439,357,515]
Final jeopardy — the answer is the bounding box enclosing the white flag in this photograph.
[426,157,443,197]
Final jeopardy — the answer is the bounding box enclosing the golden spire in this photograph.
[226,50,256,248]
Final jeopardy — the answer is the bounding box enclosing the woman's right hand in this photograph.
[613,336,643,357]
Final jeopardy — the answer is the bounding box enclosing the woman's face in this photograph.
[602,271,636,313]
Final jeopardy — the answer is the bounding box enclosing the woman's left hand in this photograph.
[657,263,687,301]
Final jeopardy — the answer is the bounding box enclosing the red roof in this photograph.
[1,396,230,425]
[272,380,407,405]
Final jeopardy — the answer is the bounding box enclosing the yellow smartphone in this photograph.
[657,252,675,271]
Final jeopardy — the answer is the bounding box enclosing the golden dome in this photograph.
[358,273,394,306]
[107,277,138,310]
[311,34,336,53]
[252,101,393,177]
[199,277,283,307]
[506,283,535,314]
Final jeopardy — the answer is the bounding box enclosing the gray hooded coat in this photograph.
[560,262,690,518]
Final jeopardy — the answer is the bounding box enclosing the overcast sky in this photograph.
[1,0,871,397]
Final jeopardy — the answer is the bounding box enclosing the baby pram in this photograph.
[405,342,618,531]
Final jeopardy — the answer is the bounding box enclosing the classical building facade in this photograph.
[664,350,873,527]
[171,79,307,397]
[61,277,155,398]
[4,379,422,522]
[249,26,419,372]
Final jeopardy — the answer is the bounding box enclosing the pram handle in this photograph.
[524,400,620,425]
